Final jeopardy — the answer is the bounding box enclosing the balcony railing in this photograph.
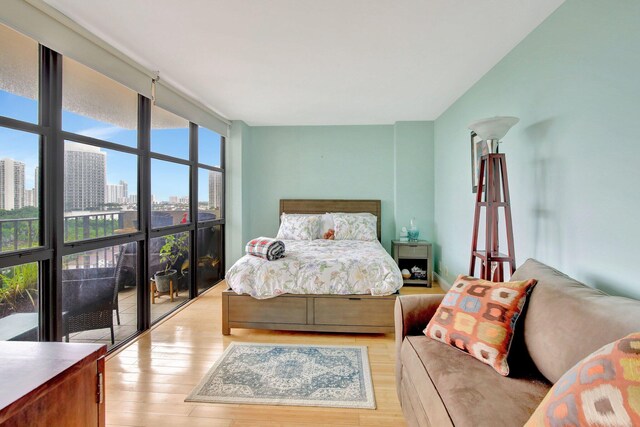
[63,212,128,242]
[0,211,137,253]
[0,218,39,252]
[1,209,217,254]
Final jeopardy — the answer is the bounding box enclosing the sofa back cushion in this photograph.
[525,332,640,427]
[512,259,640,383]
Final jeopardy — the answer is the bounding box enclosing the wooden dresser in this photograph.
[0,342,106,427]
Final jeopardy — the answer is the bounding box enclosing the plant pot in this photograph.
[154,269,177,293]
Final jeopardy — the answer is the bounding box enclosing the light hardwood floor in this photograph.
[106,281,443,427]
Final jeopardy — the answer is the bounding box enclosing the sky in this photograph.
[0,90,221,203]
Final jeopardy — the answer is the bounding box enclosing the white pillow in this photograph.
[333,213,378,241]
[320,212,373,239]
[276,214,321,240]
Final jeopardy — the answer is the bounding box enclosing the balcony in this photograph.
[0,211,223,348]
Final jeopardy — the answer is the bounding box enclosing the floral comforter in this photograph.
[226,239,403,299]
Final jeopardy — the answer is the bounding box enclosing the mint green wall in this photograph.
[225,120,252,267]
[245,125,396,251]
[434,0,640,298]
[225,123,436,260]
[394,122,435,242]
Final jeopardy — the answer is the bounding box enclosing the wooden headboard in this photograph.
[279,199,382,240]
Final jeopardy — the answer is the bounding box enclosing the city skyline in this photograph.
[0,158,25,210]
[1,149,220,212]
[0,148,219,214]
[1,89,222,205]
[0,159,40,211]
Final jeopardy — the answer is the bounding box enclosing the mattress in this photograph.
[226,239,403,299]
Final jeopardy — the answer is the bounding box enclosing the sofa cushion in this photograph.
[512,259,640,384]
[401,338,454,427]
[400,373,435,427]
[424,275,537,375]
[402,335,550,427]
[525,332,640,427]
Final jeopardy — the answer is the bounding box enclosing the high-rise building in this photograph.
[34,166,39,208]
[105,184,122,205]
[24,188,36,207]
[169,196,178,204]
[0,158,25,210]
[64,142,106,211]
[119,180,128,199]
[105,180,129,205]
[208,171,222,211]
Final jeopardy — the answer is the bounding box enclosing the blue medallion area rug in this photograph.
[185,342,376,409]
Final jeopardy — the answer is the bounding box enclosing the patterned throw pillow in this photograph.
[333,213,377,241]
[525,332,640,427]
[424,275,537,376]
[275,214,321,240]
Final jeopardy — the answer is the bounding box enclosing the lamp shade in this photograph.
[468,116,520,141]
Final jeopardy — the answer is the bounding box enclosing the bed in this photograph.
[222,199,402,335]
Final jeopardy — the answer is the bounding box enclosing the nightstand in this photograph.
[392,240,433,287]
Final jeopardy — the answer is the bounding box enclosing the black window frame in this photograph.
[0,31,225,350]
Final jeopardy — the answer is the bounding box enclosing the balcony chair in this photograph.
[61,246,129,344]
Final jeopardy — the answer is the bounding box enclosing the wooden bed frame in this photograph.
[221,199,397,335]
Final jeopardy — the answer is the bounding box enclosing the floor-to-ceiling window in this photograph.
[0,22,225,349]
[196,126,225,294]
[59,56,141,346]
[0,24,45,343]
[149,105,192,323]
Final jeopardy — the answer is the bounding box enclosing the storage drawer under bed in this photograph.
[222,290,398,334]
[313,296,395,327]
[227,294,307,324]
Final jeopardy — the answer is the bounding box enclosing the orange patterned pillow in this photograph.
[525,332,640,427]
[424,274,537,376]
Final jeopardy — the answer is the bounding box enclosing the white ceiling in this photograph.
[44,0,564,126]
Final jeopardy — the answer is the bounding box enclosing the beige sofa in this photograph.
[395,258,640,427]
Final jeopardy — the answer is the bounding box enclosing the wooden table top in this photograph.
[0,342,106,412]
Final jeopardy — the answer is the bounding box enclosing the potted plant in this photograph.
[155,234,189,292]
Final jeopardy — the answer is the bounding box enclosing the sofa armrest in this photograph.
[394,293,444,402]
[395,293,444,341]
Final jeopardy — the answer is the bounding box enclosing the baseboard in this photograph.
[434,272,452,291]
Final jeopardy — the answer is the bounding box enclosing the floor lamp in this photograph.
[468,116,519,281]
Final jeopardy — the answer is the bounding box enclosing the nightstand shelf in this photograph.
[392,240,433,287]
[402,278,430,286]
